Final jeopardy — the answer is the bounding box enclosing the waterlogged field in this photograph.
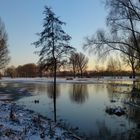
[0,79,140,139]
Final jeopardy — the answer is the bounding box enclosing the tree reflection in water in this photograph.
[128,81,140,105]
[46,84,60,122]
[88,119,140,140]
[46,84,60,99]
[125,105,140,140]
[69,84,88,104]
[106,82,121,102]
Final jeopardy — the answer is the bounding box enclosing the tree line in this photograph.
[3,51,89,78]
[3,61,138,78]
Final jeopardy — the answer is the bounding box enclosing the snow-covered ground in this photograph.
[0,77,136,84]
[0,101,83,140]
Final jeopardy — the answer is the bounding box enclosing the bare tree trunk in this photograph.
[80,69,83,78]
[53,58,57,122]
[52,21,57,123]
[132,65,136,79]
[73,68,76,78]
[72,62,76,78]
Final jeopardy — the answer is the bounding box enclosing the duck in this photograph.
[34,100,39,103]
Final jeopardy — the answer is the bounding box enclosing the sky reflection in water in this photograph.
[1,81,140,139]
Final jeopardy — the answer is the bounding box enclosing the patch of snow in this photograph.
[0,101,83,140]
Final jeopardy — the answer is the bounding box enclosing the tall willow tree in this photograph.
[33,6,75,122]
[83,0,140,78]
[0,18,9,70]
[84,0,140,68]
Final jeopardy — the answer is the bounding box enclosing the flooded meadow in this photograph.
[0,79,140,139]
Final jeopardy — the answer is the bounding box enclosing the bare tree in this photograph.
[22,63,38,77]
[14,63,39,77]
[0,18,10,69]
[69,52,78,78]
[121,51,138,78]
[69,52,88,78]
[5,66,16,78]
[120,36,140,78]
[83,0,140,65]
[106,57,120,72]
[77,52,89,77]
[16,63,38,77]
[106,57,122,77]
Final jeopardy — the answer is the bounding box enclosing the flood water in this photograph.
[1,80,140,139]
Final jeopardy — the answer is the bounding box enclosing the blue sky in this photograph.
[0,0,107,69]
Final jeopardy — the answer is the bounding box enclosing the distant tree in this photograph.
[94,64,105,72]
[106,56,122,77]
[0,18,10,69]
[5,66,16,78]
[16,65,24,77]
[107,58,118,72]
[69,52,78,78]
[16,63,38,77]
[76,52,89,77]
[41,57,67,76]
[22,63,38,77]
[95,65,100,72]
[38,63,45,77]
[69,52,88,78]
[33,6,75,122]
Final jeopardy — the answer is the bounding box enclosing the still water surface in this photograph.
[1,81,140,139]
